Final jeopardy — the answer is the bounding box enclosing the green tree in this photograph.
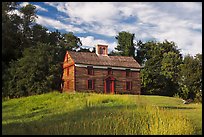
[20,4,37,39]
[140,40,182,96]
[179,54,202,101]
[160,52,182,96]
[2,2,22,65]
[115,31,135,57]
[60,32,82,51]
[31,24,49,44]
[5,43,62,98]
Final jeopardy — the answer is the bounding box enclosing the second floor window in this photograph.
[126,69,131,77]
[87,66,94,75]
[108,68,112,75]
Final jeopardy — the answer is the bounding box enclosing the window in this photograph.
[126,69,131,77]
[88,80,94,90]
[99,47,103,54]
[126,81,132,90]
[87,66,94,75]
[67,68,69,76]
[108,68,112,75]
[102,48,106,55]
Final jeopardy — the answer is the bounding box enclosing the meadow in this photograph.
[2,91,202,135]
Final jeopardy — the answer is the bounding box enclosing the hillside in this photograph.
[2,91,202,135]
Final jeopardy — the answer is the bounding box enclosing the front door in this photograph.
[105,80,114,94]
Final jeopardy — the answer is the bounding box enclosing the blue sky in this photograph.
[18,2,202,56]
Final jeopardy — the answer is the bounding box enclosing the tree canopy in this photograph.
[114,31,202,102]
[2,2,82,98]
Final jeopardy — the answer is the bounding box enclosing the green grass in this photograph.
[2,91,202,135]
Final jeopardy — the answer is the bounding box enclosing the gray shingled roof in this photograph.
[68,51,141,69]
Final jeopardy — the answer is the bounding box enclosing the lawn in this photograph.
[2,91,202,135]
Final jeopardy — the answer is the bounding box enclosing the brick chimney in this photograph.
[96,44,108,56]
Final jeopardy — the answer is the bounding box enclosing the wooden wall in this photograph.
[62,52,75,92]
[75,66,141,94]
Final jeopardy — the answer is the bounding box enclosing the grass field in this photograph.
[2,91,202,135]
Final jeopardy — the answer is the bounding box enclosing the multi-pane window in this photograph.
[88,80,94,90]
[87,66,94,75]
[126,81,132,90]
[126,69,131,77]
[108,68,112,75]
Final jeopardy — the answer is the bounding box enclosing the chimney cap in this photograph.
[96,44,108,47]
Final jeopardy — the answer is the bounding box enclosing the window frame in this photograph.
[126,69,131,77]
[87,66,94,75]
[108,68,113,75]
[87,79,94,90]
[126,81,132,91]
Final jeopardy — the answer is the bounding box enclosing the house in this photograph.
[61,44,141,94]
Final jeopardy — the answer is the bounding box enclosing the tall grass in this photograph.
[2,92,199,135]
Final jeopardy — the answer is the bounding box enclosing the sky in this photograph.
[18,2,202,56]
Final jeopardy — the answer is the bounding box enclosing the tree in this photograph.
[160,52,182,96]
[2,2,83,98]
[31,24,49,44]
[5,43,62,98]
[2,2,22,65]
[20,4,37,38]
[60,32,82,51]
[19,4,38,50]
[140,40,182,96]
[178,54,202,101]
[115,31,135,57]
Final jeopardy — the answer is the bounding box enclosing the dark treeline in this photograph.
[2,2,83,98]
[2,3,202,102]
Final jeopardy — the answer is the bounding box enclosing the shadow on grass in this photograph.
[2,104,138,135]
[3,104,199,135]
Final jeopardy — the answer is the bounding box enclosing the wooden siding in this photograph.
[62,52,75,92]
[75,66,141,94]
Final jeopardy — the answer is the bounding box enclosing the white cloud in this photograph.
[7,9,23,17]
[36,15,84,33]
[79,36,117,52]
[40,2,202,56]
[19,2,48,12]
[19,2,29,7]
[34,5,48,12]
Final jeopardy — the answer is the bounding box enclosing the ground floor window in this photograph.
[126,81,132,90]
[88,79,94,90]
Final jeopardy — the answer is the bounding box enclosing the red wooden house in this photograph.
[62,44,141,94]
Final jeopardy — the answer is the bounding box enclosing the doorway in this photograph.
[104,76,115,94]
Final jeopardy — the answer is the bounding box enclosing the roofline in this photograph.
[75,63,141,71]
